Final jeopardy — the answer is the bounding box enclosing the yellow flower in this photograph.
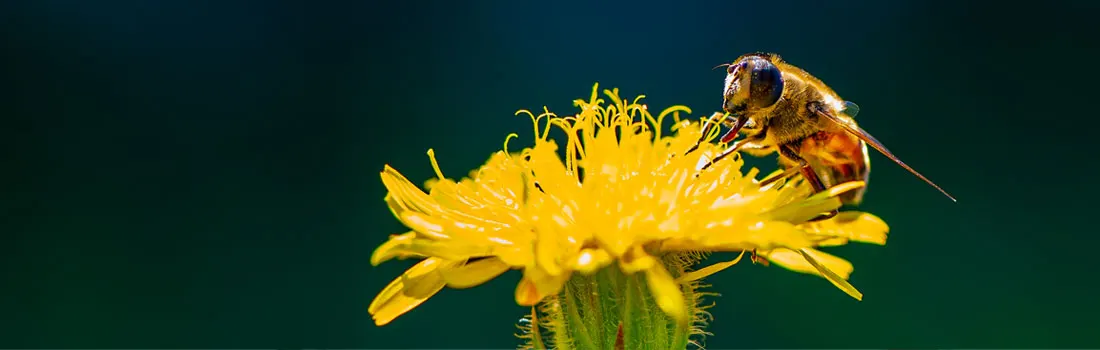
[369,84,889,347]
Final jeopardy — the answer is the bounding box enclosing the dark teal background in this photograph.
[3,0,1098,348]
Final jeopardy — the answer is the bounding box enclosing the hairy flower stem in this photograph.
[522,252,708,350]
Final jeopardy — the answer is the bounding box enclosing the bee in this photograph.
[686,52,954,219]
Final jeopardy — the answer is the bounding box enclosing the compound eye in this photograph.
[726,61,747,76]
[746,58,784,108]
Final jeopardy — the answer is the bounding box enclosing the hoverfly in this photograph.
[686,52,954,220]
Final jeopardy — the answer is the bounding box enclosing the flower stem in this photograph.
[522,253,704,350]
[561,279,598,349]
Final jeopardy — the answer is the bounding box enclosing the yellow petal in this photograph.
[495,245,534,267]
[515,277,541,306]
[422,178,440,191]
[761,248,854,279]
[619,245,656,273]
[644,264,687,325]
[472,152,526,199]
[369,232,425,264]
[658,237,704,252]
[439,257,511,289]
[402,207,521,250]
[535,224,564,276]
[397,211,447,239]
[530,265,571,297]
[380,166,440,217]
[383,193,448,241]
[513,262,572,306]
[700,221,813,252]
[797,248,863,301]
[766,181,865,223]
[368,258,447,326]
[676,251,746,282]
[765,196,842,224]
[800,211,889,246]
[424,178,470,209]
[370,231,488,265]
[526,139,578,192]
[571,248,612,275]
[818,181,867,198]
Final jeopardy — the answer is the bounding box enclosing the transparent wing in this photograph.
[842,101,860,118]
[813,107,956,202]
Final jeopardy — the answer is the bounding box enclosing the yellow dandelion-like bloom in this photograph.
[369,84,889,349]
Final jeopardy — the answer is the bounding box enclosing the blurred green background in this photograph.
[3,0,1098,348]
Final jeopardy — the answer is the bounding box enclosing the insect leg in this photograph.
[684,117,718,155]
[698,138,750,172]
[758,164,803,188]
[684,112,727,155]
[685,112,747,155]
[775,144,838,221]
